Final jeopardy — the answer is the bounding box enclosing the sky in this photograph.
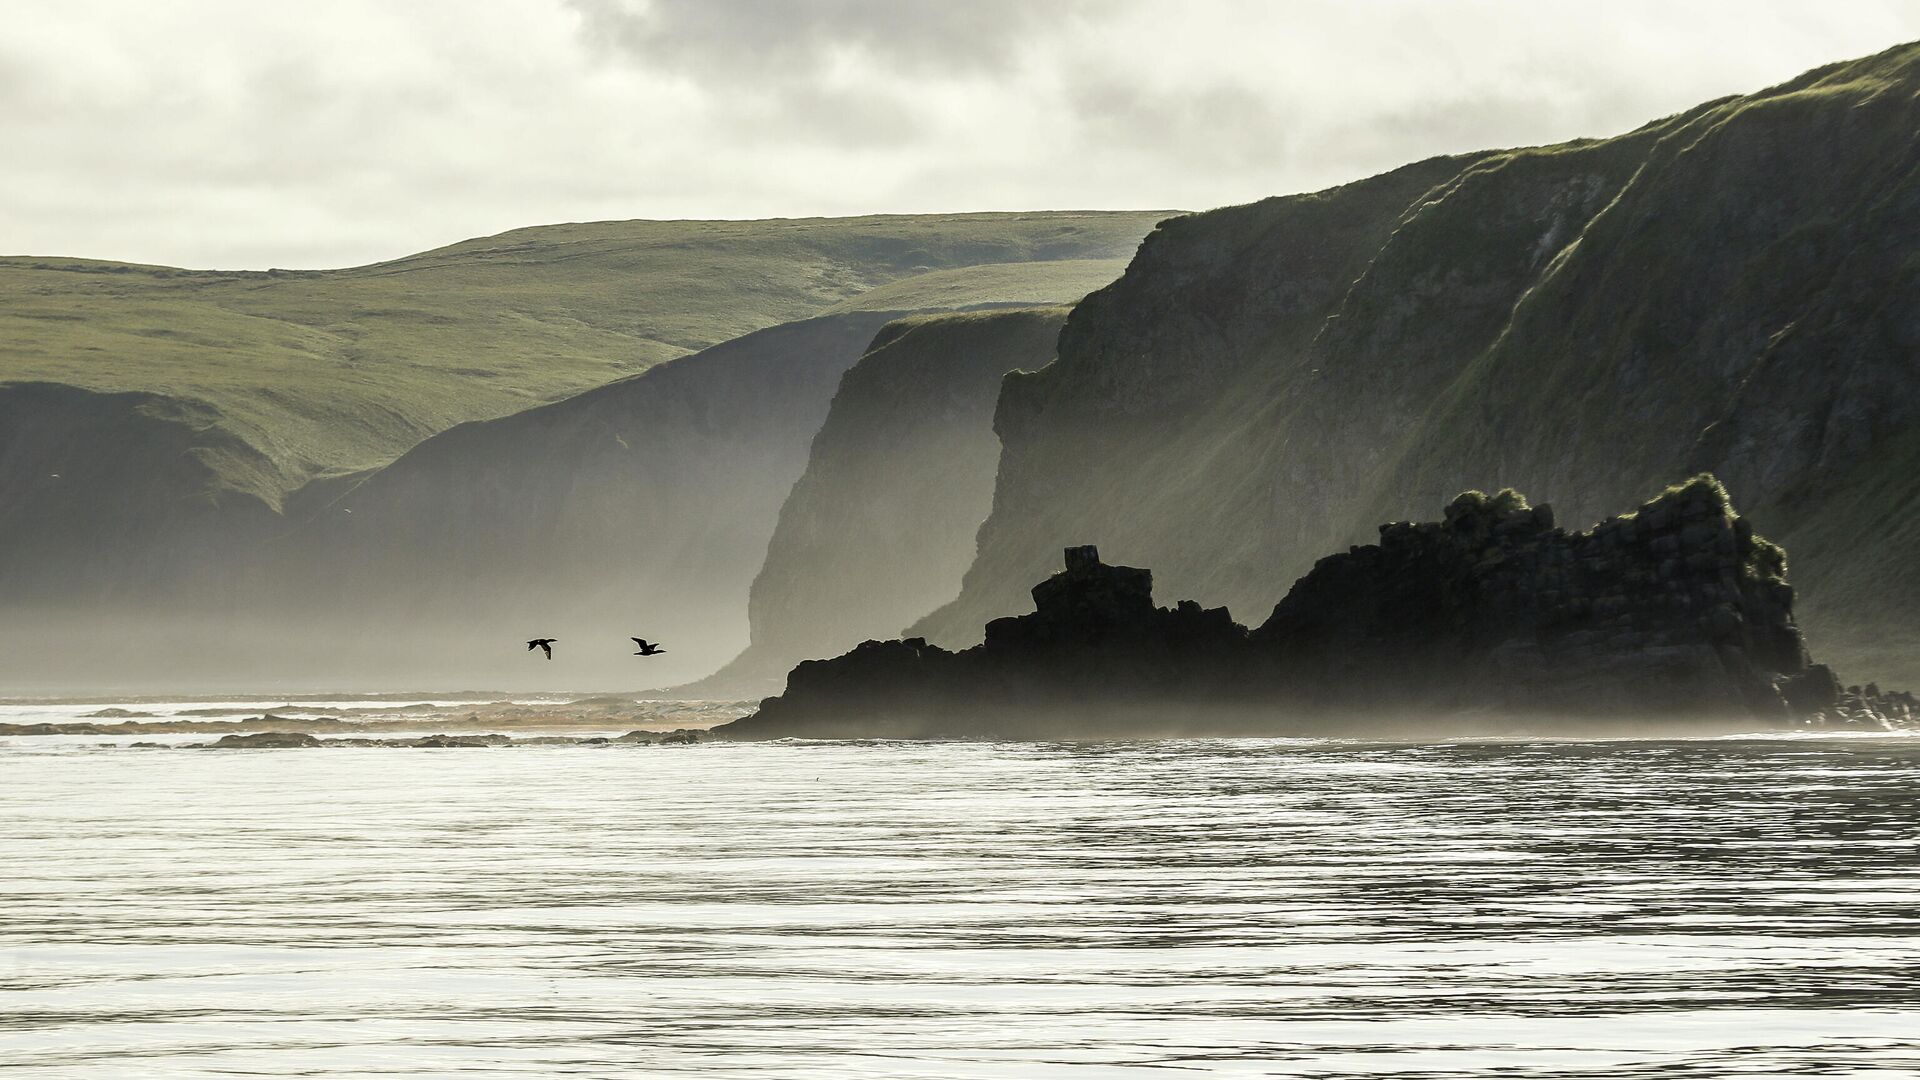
[4,0,1918,269]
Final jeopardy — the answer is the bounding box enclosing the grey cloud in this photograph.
[567,0,1115,80]
[1065,76,1296,172]
[709,80,925,149]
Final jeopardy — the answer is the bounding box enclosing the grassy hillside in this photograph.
[821,259,1129,315]
[0,212,1163,505]
[917,42,1920,686]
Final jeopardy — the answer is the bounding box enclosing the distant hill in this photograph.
[0,212,1165,506]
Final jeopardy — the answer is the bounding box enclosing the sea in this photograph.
[3,698,1918,1078]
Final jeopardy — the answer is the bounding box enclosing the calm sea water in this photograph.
[4,716,1919,1078]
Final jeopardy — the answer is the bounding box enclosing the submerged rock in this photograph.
[407,733,510,748]
[716,477,1914,740]
[207,731,322,749]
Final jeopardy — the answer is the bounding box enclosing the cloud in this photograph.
[0,0,1916,268]
[567,0,1109,79]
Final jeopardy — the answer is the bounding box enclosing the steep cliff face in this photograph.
[688,307,1068,696]
[917,43,1920,685]
[909,152,1489,642]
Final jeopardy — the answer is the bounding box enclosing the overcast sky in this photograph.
[5,1,1917,269]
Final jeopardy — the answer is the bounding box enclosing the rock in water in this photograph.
[207,731,323,749]
[715,476,1914,740]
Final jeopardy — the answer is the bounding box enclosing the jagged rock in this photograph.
[1248,478,1809,719]
[717,478,1914,740]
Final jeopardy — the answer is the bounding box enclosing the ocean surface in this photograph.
[4,705,1919,1078]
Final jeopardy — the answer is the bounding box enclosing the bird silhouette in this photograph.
[527,638,556,659]
[631,638,666,656]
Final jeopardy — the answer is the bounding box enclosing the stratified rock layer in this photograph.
[716,478,1914,740]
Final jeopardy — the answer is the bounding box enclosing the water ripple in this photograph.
[3,733,1919,1076]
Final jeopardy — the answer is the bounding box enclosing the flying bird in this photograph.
[631,638,666,656]
[527,638,556,659]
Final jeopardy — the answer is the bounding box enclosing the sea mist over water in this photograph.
[4,729,1918,1077]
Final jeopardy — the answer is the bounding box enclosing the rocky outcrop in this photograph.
[716,479,1913,741]
[914,43,1920,688]
[1250,478,1847,721]
[683,307,1070,697]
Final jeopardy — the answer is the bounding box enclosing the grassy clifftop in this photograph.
[1,211,1164,505]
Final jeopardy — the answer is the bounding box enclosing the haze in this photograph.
[7,0,1919,270]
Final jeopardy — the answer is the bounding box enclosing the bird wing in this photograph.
[632,638,645,646]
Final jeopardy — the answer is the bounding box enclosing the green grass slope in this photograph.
[0,212,1164,506]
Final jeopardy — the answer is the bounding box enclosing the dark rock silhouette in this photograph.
[715,478,1915,741]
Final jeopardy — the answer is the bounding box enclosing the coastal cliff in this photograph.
[684,307,1069,697]
[718,479,1913,740]
[911,43,1920,687]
